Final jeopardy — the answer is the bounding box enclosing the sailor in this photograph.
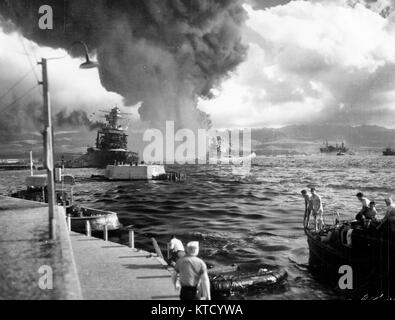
[355,192,370,221]
[171,241,211,300]
[377,197,395,232]
[301,190,312,228]
[168,235,185,266]
[365,201,377,220]
[310,187,324,232]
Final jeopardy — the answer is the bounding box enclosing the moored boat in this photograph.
[305,219,395,298]
[10,173,123,235]
[66,205,122,233]
[383,147,395,156]
[208,264,287,297]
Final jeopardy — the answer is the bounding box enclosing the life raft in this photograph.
[208,264,288,295]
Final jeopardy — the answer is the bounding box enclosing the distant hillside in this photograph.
[251,125,395,155]
[1,124,394,158]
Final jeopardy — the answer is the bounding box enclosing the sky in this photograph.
[1,0,395,136]
[199,0,395,129]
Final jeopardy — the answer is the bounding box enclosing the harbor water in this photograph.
[1,154,394,299]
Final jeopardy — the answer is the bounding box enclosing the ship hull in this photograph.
[66,149,139,168]
[306,224,395,298]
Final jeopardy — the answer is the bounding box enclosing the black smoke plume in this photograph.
[0,101,101,142]
[0,0,247,129]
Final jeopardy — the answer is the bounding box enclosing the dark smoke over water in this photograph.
[0,101,101,142]
[0,0,248,129]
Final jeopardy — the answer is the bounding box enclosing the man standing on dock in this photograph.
[171,241,211,300]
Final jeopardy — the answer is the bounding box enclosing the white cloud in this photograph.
[198,0,395,128]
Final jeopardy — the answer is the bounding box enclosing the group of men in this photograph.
[168,236,211,300]
[301,188,395,232]
[355,192,395,231]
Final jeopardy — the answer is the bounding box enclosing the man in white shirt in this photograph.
[171,241,211,300]
[356,192,370,221]
[301,190,312,229]
[168,235,185,266]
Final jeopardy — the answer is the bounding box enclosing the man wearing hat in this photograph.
[167,235,185,266]
[171,241,211,300]
[377,196,395,232]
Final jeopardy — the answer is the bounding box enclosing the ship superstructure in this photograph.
[66,107,139,168]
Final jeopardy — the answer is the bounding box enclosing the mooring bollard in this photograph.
[66,214,71,232]
[129,229,134,249]
[103,224,108,241]
[85,220,91,237]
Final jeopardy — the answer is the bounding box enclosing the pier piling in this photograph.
[103,224,108,241]
[85,220,91,237]
[129,230,135,249]
[67,214,71,232]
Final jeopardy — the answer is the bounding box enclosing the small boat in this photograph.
[10,172,123,235]
[337,152,345,156]
[305,218,395,298]
[383,147,395,156]
[66,205,122,233]
[166,256,287,297]
[208,264,287,297]
[10,174,75,205]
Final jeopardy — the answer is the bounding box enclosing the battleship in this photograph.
[320,141,348,154]
[64,107,139,168]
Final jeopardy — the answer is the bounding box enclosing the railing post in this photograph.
[85,220,91,237]
[103,224,108,241]
[129,230,134,249]
[66,214,71,232]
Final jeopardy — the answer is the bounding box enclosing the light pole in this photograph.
[38,41,99,240]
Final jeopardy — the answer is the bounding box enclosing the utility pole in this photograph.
[38,58,56,240]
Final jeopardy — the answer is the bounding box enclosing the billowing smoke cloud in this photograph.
[0,99,101,143]
[246,0,294,10]
[54,109,102,130]
[0,0,247,130]
[199,0,395,129]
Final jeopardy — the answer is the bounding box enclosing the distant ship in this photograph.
[383,146,395,156]
[320,141,348,154]
[65,107,139,168]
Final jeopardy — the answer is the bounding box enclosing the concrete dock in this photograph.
[0,195,178,300]
[70,232,178,300]
[0,196,82,299]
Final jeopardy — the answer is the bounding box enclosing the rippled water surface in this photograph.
[1,155,394,299]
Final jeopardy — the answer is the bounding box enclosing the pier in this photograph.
[0,196,81,299]
[0,196,178,300]
[70,232,178,300]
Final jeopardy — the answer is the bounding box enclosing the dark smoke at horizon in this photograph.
[0,0,248,130]
[0,101,102,142]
